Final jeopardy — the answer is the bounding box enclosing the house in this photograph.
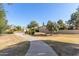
[38,26,51,34]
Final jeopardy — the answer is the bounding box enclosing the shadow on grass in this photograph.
[42,40,79,56]
[0,41,30,56]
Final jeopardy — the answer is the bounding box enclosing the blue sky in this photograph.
[4,3,79,26]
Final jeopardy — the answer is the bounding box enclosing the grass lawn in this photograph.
[0,34,30,56]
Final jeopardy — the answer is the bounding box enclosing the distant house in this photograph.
[39,26,51,34]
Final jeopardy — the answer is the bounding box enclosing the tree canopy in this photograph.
[67,7,79,29]
[57,19,65,30]
[46,20,59,34]
[0,4,8,34]
[27,20,38,28]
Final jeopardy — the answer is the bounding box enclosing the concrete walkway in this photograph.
[26,38,57,56]
[14,32,57,56]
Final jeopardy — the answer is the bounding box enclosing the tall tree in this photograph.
[27,20,38,35]
[15,26,22,31]
[43,22,45,26]
[46,20,53,33]
[68,7,79,29]
[0,4,8,34]
[57,19,65,30]
[46,20,59,34]
[27,20,38,28]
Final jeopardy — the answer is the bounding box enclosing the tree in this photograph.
[15,26,22,31]
[66,20,75,30]
[27,24,31,28]
[57,19,65,30]
[27,20,38,28]
[27,20,38,35]
[46,20,53,33]
[43,22,45,26]
[53,23,59,33]
[68,7,79,29]
[0,4,8,34]
[46,20,59,34]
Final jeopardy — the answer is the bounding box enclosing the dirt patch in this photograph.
[0,34,30,56]
[0,34,26,50]
[33,34,79,44]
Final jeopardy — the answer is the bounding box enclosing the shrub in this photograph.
[26,28,35,35]
[6,29,14,34]
[30,29,35,35]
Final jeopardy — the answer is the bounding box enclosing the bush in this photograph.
[26,28,35,35]
[25,28,36,35]
[30,29,35,35]
[6,29,14,34]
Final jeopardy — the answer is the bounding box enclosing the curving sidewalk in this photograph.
[26,38,57,56]
[14,32,57,56]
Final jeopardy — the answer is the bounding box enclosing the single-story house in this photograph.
[38,26,51,34]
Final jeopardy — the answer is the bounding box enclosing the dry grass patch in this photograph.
[0,34,27,50]
[33,32,79,55]
[0,34,30,56]
[34,34,79,44]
